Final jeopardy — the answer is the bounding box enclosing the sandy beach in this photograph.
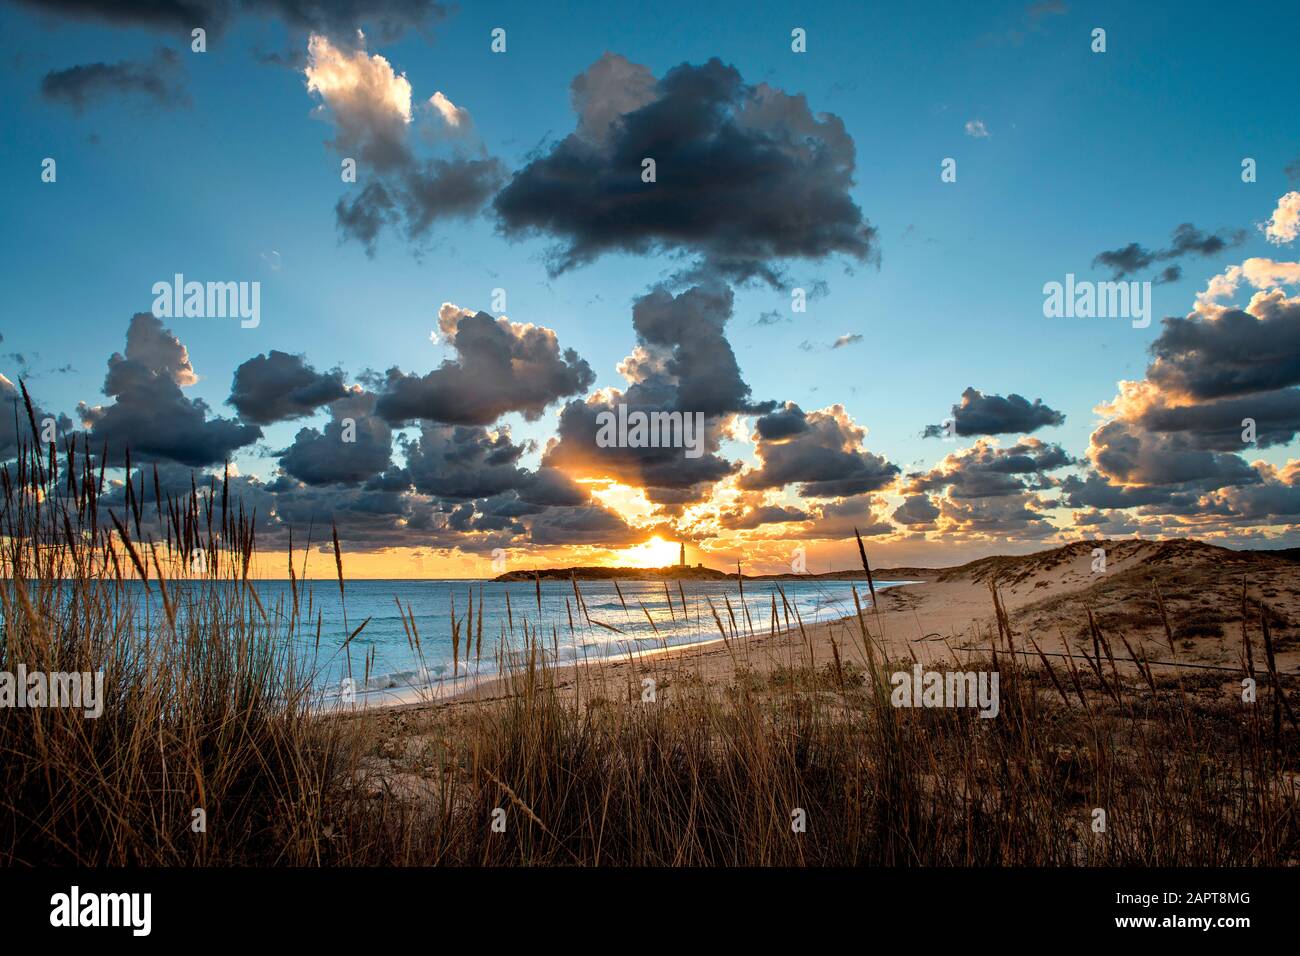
[367,538,1300,721]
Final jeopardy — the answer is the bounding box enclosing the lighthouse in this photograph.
[678,542,686,567]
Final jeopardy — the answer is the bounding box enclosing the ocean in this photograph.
[121,576,911,707]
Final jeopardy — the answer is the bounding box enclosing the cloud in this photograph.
[934,491,1060,539]
[719,503,810,530]
[899,438,1071,539]
[739,403,898,497]
[793,494,895,540]
[1200,462,1300,523]
[1084,418,1259,490]
[1146,292,1300,400]
[624,283,767,415]
[963,119,990,138]
[304,33,506,252]
[41,47,188,113]
[278,388,392,485]
[427,90,469,129]
[516,467,590,507]
[1193,257,1300,317]
[78,313,261,467]
[375,303,595,426]
[228,350,347,424]
[527,503,640,547]
[494,54,878,286]
[305,33,413,169]
[0,375,71,460]
[1261,191,1300,246]
[402,423,529,500]
[1132,388,1300,451]
[891,493,940,527]
[905,437,1072,499]
[831,333,863,349]
[1092,223,1246,280]
[541,284,766,499]
[1072,274,1300,516]
[922,386,1065,437]
[12,0,448,43]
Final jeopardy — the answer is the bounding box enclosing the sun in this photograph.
[613,535,681,568]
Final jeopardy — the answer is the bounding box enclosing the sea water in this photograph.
[113,577,911,706]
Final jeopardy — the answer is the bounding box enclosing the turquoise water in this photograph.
[117,577,908,704]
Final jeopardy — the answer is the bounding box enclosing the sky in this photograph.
[1,0,1298,577]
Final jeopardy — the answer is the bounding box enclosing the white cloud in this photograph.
[1261,190,1300,245]
[304,32,413,170]
[1193,256,1300,317]
[964,118,991,138]
[428,91,469,129]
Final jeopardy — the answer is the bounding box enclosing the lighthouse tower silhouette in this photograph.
[678,542,686,567]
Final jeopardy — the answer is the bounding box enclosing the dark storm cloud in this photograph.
[891,494,940,526]
[527,503,640,547]
[739,404,898,498]
[260,474,466,550]
[11,0,228,31]
[1086,420,1260,491]
[791,494,894,540]
[1060,471,1221,511]
[228,350,347,424]
[336,158,507,255]
[922,386,1065,438]
[375,305,595,426]
[641,486,703,505]
[628,283,767,415]
[1131,388,1300,450]
[334,182,395,250]
[11,0,448,42]
[402,423,530,500]
[752,402,809,440]
[543,396,737,493]
[494,54,879,286]
[517,467,589,507]
[1203,473,1300,522]
[720,504,809,530]
[278,389,392,486]
[0,375,72,460]
[906,438,1073,499]
[937,493,1060,539]
[1070,508,1143,535]
[1092,223,1246,280]
[1146,297,1300,400]
[78,313,260,467]
[540,284,762,497]
[41,47,187,113]
[243,0,449,43]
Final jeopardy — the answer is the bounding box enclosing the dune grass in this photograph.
[0,429,1296,866]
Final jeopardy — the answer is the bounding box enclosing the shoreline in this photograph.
[320,578,924,714]
[346,540,1300,718]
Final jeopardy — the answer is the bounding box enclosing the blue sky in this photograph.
[2,0,1297,572]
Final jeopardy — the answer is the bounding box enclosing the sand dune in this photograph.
[403,539,1299,714]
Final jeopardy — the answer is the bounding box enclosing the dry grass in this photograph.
[0,429,1297,866]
